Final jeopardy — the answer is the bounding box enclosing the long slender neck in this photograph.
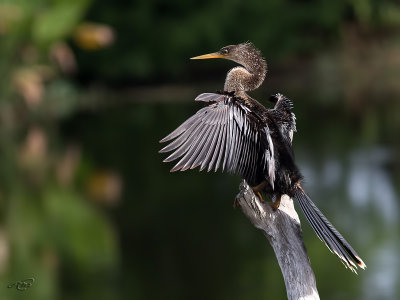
[224,57,267,92]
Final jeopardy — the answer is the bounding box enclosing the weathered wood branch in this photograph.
[236,180,320,300]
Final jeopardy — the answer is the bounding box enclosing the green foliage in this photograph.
[32,0,91,46]
[44,187,117,272]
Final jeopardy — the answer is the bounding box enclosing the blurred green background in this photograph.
[0,0,399,299]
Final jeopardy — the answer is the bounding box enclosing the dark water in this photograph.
[67,92,399,299]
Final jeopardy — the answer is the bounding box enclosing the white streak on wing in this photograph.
[267,130,275,190]
[195,93,225,103]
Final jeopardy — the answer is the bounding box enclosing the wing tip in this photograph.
[170,166,180,172]
[159,147,168,153]
[159,136,171,143]
[162,157,174,163]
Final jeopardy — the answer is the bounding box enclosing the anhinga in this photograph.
[159,42,366,272]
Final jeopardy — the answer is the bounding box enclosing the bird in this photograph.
[159,42,366,272]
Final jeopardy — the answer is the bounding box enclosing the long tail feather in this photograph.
[293,185,366,273]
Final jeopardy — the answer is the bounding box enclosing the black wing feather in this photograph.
[269,93,296,145]
[160,93,275,187]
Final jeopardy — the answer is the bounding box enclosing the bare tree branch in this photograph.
[236,180,320,300]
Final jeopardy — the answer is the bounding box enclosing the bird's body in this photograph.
[160,42,366,272]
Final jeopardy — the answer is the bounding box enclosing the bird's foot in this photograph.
[251,181,266,194]
[251,182,267,203]
[256,192,264,202]
[234,188,264,208]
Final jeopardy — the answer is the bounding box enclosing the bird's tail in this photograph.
[293,184,366,272]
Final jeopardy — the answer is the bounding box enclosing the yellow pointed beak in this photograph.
[190,52,225,60]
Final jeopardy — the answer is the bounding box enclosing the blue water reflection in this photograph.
[348,147,398,224]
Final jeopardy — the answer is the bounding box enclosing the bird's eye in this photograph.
[220,48,229,55]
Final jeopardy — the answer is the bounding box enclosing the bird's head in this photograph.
[191,42,267,92]
[191,43,261,65]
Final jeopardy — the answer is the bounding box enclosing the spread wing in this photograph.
[159,93,275,188]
